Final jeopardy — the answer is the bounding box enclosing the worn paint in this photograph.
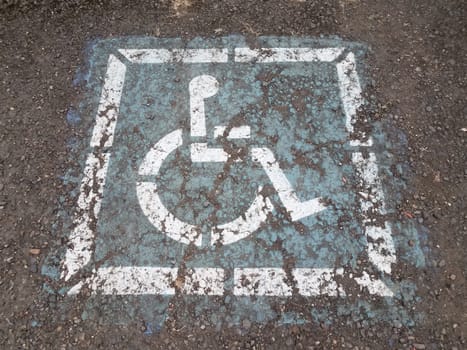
[42,36,427,327]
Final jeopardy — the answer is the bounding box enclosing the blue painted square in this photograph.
[97,48,361,269]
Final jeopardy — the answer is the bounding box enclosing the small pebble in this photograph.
[29,248,41,255]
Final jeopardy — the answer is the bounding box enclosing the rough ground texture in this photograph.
[0,0,465,349]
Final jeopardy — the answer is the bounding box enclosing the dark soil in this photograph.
[0,0,465,348]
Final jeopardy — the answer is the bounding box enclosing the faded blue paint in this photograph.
[65,108,81,126]
[42,36,428,328]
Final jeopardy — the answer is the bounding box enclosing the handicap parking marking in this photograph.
[43,37,426,325]
[63,38,395,296]
[62,37,395,298]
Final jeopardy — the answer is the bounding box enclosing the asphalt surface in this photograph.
[0,0,465,349]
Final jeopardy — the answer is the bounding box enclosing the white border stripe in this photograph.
[352,152,387,214]
[234,47,343,63]
[233,268,345,296]
[336,52,372,146]
[293,268,345,296]
[90,55,126,148]
[119,48,228,64]
[355,272,394,297]
[91,267,177,295]
[62,152,111,281]
[69,267,225,295]
[183,268,225,295]
[234,268,292,296]
[352,152,396,274]
[69,267,393,297]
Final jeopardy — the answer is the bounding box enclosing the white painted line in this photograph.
[182,268,225,295]
[88,267,176,295]
[213,125,251,139]
[68,267,224,295]
[189,75,219,137]
[234,268,345,296]
[366,224,397,275]
[234,268,292,296]
[211,189,274,245]
[90,55,126,148]
[119,48,229,64]
[251,147,326,221]
[355,272,394,297]
[62,152,111,281]
[190,143,229,163]
[235,47,344,63]
[352,152,387,214]
[336,52,372,147]
[293,268,345,296]
[352,152,396,274]
[336,52,361,136]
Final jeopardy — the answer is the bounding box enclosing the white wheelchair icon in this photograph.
[136,75,326,247]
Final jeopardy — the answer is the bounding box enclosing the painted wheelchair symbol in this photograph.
[136,75,326,246]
